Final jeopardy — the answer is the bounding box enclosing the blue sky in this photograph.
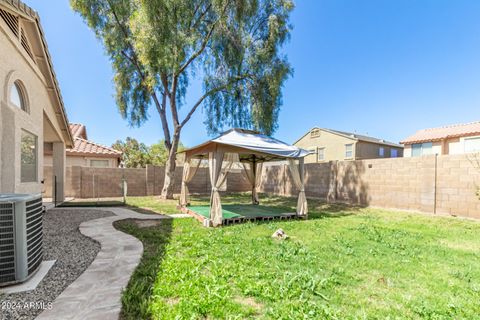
[27,0,480,147]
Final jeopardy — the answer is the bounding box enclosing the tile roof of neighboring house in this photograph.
[0,0,73,147]
[294,127,403,148]
[66,123,122,158]
[400,121,480,144]
[68,138,122,158]
[69,123,87,140]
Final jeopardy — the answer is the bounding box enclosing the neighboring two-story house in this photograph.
[401,121,480,157]
[294,127,404,163]
[0,0,73,201]
[44,123,122,168]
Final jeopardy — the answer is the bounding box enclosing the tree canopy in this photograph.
[71,0,293,135]
[112,137,185,168]
[71,0,294,197]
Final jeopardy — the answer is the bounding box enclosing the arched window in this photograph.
[10,80,28,112]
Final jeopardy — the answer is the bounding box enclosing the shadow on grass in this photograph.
[255,193,365,221]
[113,209,173,320]
[58,199,125,207]
[125,206,166,216]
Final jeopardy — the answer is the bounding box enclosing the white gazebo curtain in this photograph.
[209,152,237,226]
[288,158,308,216]
[180,158,201,206]
[241,162,263,204]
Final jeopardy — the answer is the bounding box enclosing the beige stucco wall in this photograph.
[295,129,403,163]
[0,18,65,194]
[295,129,357,163]
[44,154,119,168]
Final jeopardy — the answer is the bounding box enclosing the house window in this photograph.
[379,147,384,157]
[90,159,109,168]
[310,128,320,138]
[10,81,28,112]
[317,148,325,161]
[21,130,37,182]
[345,144,353,159]
[391,149,398,158]
[411,142,433,157]
[465,137,480,153]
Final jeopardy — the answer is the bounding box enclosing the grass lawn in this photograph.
[117,193,480,319]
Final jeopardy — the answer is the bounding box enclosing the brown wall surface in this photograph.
[355,141,404,159]
[43,154,480,219]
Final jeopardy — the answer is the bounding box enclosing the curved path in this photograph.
[37,207,169,320]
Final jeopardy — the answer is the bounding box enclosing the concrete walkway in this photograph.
[37,207,169,320]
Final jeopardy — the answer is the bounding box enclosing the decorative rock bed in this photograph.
[0,209,114,320]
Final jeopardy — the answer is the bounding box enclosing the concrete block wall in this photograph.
[258,154,480,219]
[43,165,251,198]
[42,154,480,219]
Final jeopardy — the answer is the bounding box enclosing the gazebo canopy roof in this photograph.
[183,128,311,162]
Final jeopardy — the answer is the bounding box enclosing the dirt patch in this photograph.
[165,297,180,306]
[234,296,264,313]
[439,240,480,253]
[134,219,165,228]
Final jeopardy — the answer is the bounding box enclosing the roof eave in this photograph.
[0,0,74,148]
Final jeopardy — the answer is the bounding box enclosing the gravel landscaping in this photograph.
[0,209,114,320]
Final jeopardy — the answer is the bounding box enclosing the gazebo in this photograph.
[179,128,311,227]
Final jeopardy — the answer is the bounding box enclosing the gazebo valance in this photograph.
[184,128,310,162]
[180,128,311,226]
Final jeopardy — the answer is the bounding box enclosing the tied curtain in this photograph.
[287,158,308,216]
[241,162,263,204]
[180,158,201,206]
[209,152,237,226]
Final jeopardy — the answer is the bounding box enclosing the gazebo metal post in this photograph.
[252,154,259,205]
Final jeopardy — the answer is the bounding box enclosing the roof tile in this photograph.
[66,123,122,157]
[401,121,480,144]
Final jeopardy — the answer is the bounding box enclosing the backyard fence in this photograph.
[43,165,250,199]
[44,154,480,219]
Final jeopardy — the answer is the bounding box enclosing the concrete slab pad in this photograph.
[0,260,56,294]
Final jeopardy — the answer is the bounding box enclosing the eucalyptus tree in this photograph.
[71,0,294,198]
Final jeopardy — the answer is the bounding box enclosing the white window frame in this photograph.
[464,136,480,153]
[345,144,353,159]
[10,80,29,113]
[379,147,384,157]
[317,147,325,161]
[411,142,432,157]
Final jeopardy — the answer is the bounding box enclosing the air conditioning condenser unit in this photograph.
[0,194,43,286]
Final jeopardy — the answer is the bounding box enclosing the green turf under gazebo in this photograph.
[188,204,296,219]
[179,128,310,227]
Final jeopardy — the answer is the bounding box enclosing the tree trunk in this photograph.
[161,129,181,199]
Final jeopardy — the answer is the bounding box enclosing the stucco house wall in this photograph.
[0,1,73,199]
[44,154,119,168]
[295,129,356,163]
[402,122,480,157]
[356,141,404,159]
[0,17,45,194]
[294,128,403,163]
